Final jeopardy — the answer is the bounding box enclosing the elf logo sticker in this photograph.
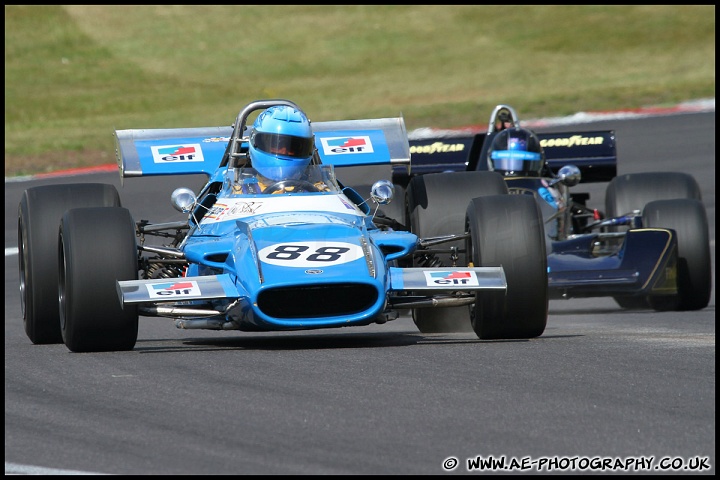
[320,136,374,155]
[146,281,201,298]
[151,144,204,163]
[424,271,480,286]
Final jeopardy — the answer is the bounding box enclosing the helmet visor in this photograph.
[252,132,314,159]
[491,150,543,173]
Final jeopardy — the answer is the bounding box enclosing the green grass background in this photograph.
[4,5,715,176]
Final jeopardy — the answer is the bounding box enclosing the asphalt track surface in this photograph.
[4,111,715,475]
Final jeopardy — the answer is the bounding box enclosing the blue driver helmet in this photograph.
[249,105,315,181]
[487,127,545,177]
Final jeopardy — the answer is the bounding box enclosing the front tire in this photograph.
[643,199,711,311]
[59,207,139,352]
[18,184,121,344]
[406,171,508,333]
[467,195,548,339]
[604,172,702,309]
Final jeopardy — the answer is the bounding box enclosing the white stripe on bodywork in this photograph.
[201,195,364,224]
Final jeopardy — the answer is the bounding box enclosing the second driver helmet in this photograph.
[487,127,546,177]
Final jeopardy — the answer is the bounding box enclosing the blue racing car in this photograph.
[18,99,549,352]
[392,104,711,318]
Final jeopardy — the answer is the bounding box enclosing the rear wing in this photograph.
[312,117,410,167]
[398,129,617,186]
[115,117,410,179]
[537,130,617,182]
[115,126,233,179]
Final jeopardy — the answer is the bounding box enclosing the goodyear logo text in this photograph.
[410,142,466,155]
[540,136,604,148]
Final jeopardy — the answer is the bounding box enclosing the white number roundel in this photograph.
[258,241,364,267]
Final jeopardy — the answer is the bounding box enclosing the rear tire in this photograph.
[605,171,701,219]
[604,172,702,309]
[18,184,121,344]
[59,207,139,352]
[467,195,548,339]
[643,199,711,311]
[406,171,508,333]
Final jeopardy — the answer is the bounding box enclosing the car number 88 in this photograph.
[258,241,364,267]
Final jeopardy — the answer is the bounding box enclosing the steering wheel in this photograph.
[262,179,321,194]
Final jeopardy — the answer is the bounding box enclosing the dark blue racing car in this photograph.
[386,104,711,326]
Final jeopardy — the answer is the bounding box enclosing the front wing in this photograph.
[117,267,506,305]
[116,266,505,330]
[547,228,678,299]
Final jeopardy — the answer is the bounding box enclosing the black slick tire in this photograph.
[406,171,508,333]
[467,194,548,339]
[59,207,139,352]
[604,172,702,309]
[18,184,121,344]
[643,199,711,311]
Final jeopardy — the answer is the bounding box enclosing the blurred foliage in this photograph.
[4,5,715,175]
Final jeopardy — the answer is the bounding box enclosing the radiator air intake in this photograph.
[257,283,378,318]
